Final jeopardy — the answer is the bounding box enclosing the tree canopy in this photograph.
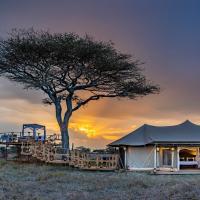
[0,29,160,149]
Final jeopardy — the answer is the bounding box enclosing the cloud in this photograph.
[1,0,200,148]
[0,78,44,104]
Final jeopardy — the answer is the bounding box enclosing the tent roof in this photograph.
[109,120,200,147]
[23,124,45,129]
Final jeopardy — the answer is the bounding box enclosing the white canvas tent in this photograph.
[109,120,200,171]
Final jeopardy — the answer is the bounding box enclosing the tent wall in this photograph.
[126,146,154,169]
[126,146,178,170]
[125,145,200,171]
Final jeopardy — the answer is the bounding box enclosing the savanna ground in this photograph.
[0,160,200,200]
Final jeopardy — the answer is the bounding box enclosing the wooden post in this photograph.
[5,143,8,161]
[96,156,99,168]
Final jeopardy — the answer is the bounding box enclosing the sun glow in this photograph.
[68,116,135,144]
[78,125,97,138]
[70,122,98,138]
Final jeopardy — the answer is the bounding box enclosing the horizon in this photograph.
[1,0,200,148]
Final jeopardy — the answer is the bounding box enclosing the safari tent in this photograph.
[109,120,200,171]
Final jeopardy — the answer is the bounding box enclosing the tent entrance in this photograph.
[162,149,172,166]
[119,147,125,168]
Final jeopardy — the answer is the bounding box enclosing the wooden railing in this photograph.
[20,141,119,170]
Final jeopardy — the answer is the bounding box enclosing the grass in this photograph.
[0,160,200,200]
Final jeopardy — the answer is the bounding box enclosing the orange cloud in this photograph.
[1,84,200,149]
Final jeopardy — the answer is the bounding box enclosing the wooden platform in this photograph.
[0,141,23,145]
[80,167,118,171]
[155,169,200,175]
[47,160,69,164]
[0,136,120,171]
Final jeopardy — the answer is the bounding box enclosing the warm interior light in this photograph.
[156,147,160,152]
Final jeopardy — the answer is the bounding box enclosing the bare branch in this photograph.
[72,94,118,112]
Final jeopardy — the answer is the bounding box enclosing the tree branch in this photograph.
[72,94,117,112]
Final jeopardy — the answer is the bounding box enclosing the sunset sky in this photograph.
[1,0,200,148]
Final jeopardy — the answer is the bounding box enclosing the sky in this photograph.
[0,0,200,148]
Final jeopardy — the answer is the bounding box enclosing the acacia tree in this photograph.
[0,29,159,150]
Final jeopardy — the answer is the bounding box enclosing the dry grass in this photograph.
[0,160,200,200]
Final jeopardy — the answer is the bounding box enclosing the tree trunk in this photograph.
[60,122,69,151]
[54,97,72,152]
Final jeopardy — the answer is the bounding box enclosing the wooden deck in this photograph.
[0,135,120,171]
[0,141,23,145]
[155,169,200,175]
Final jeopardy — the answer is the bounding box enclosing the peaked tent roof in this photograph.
[109,120,200,146]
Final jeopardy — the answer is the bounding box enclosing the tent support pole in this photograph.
[171,147,175,171]
[177,147,180,171]
[124,147,127,169]
[153,145,157,173]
